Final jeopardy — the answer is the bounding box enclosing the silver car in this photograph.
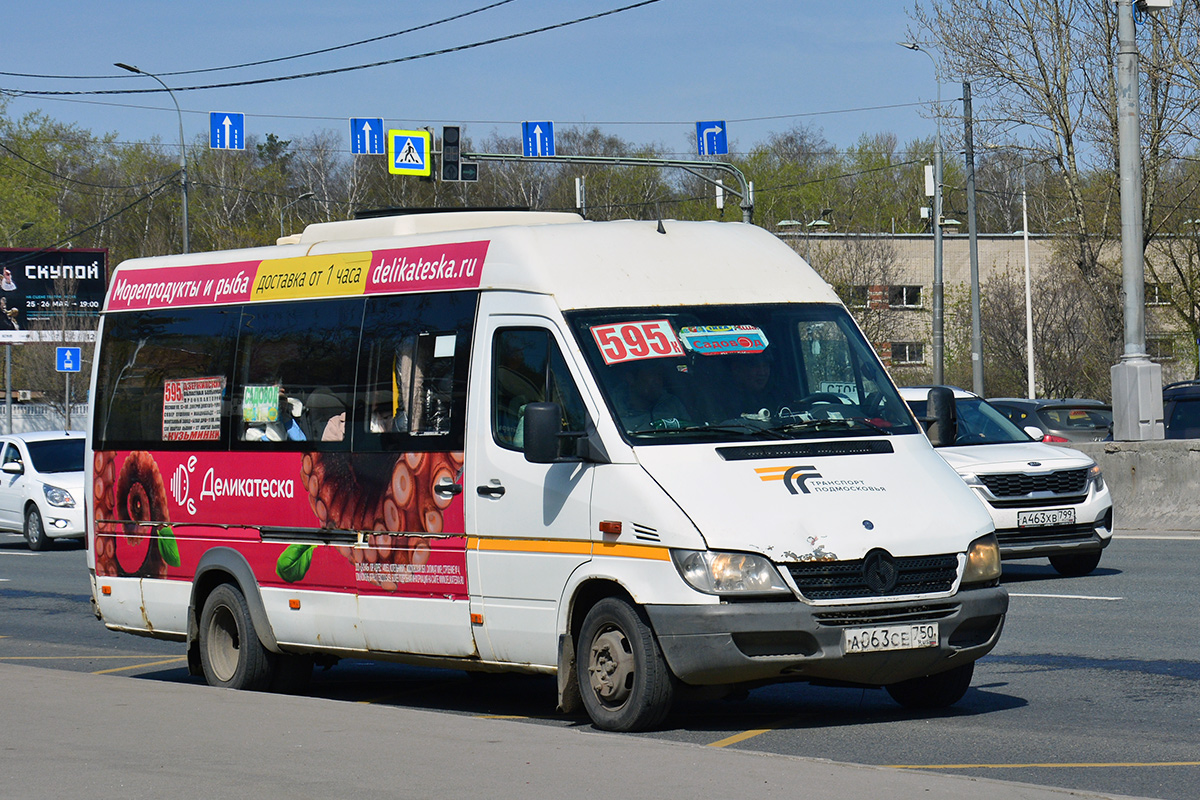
[0,431,86,550]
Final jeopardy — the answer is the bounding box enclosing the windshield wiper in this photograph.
[771,417,893,436]
[627,422,788,439]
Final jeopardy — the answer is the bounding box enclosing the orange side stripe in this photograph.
[468,537,669,561]
[472,538,592,556]
[594,542,671,561]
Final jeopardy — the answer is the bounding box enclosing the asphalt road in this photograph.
[2,531,1196,800]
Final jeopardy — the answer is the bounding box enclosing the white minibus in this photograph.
[87,211,1006,731]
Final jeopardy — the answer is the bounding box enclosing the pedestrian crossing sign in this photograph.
[387,129,432,176]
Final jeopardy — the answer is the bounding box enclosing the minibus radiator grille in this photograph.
[978,468,1088,497]
[786,553,958,600]
[813,603,960,627]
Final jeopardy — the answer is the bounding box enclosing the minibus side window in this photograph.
[492,328,587,454]
[93,307,239,450]
[231,298,365,449]
[354,292,475,452]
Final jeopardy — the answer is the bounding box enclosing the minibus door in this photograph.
[467,302,596,667]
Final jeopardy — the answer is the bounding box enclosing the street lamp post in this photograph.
[115,63,188,253]
[2,221,33,434]
[279,192,315,239]
[5,221,34,247]
[899,42,945,385]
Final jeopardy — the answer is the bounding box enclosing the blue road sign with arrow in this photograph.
[210,112,246,150]
[56,347,81,373]
[350,117,385,155]
[522,121,555,157]
[696,120,727,156]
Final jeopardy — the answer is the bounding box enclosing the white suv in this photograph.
[0,431,86,550]
[899,387,1113,577]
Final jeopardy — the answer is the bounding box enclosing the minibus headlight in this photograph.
[670,550,790,595]
[1087,463,1104,491]
[962,533,1001,585]
[43,484,76,508]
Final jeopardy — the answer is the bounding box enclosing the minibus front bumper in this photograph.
[644,585,1007,687]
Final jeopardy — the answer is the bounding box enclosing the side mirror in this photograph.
[523,402,564,464]
[925,386,958,447]
[1,461,23,475]
[1023,425,1045,441]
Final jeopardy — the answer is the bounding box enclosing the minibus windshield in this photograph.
[568,303,919,444]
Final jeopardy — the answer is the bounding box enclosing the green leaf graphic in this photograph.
[276,544,315,583]
[157,525,181,567]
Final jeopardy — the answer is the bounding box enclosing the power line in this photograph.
[11,1,665,96]
[0,0,520,81]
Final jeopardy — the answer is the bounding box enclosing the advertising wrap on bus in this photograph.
[87,211,1007,733]
[93,449,466,598]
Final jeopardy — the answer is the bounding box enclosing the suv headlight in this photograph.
[962,533,1001,585]
[43,484,76,508]
[1087,463,1104,491]
[671,550,790,595]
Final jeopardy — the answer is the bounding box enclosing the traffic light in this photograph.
[460,160,479,182]
[442,125,460,181]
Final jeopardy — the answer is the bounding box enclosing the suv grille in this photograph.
[786,553,958,600]
[978,468,1088,497]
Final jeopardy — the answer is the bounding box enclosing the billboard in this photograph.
[0,248,107,343]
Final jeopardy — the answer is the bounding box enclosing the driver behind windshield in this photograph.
[721,352,784,421]
[613,359,689,431]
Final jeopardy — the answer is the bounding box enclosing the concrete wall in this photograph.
[1073,440,1200,533]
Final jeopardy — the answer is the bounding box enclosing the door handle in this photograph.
[476,483,506,498]
[434,478,464,498]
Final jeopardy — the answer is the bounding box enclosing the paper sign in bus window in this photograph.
[678,325,769,355]
[162,377,225,442]
[243,384,281,424]
[590,320,684,365]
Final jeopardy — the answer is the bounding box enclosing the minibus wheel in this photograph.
[198,583,274,691]
[578,598,674,732]
[885,661,974,709]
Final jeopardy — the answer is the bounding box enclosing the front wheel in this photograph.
[1048,551,1102,577]
[198,583,274,691]
[24,507,48,551]
[577,597,674,732]
[886,661,974,709]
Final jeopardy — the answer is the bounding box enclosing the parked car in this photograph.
[1163,380,1200,439]
[900,387,1113,577]
[987,397,1112,443]
[0,431,85,550]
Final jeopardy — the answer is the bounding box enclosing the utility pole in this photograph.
[964,82,984,395]
[1110,0,1165,440]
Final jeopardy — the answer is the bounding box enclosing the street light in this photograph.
[899,41,945,386]
[115,62,188,253]
[279,192,315,239]
[5,221,33,247]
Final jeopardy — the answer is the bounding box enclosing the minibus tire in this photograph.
[885,661,974,709]
[1048,551,1102,577]
[578,598,674,732]
[198,583,274,691]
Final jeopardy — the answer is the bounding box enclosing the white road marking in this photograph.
[1009,592,1123,601]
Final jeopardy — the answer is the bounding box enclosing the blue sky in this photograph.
[2,0,941,156]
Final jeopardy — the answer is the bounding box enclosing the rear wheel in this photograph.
[886,661,974,709]
[577,597,674,732]
[1049,551,1102,577]
[198,584,274,691]
[24,507,48,551]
